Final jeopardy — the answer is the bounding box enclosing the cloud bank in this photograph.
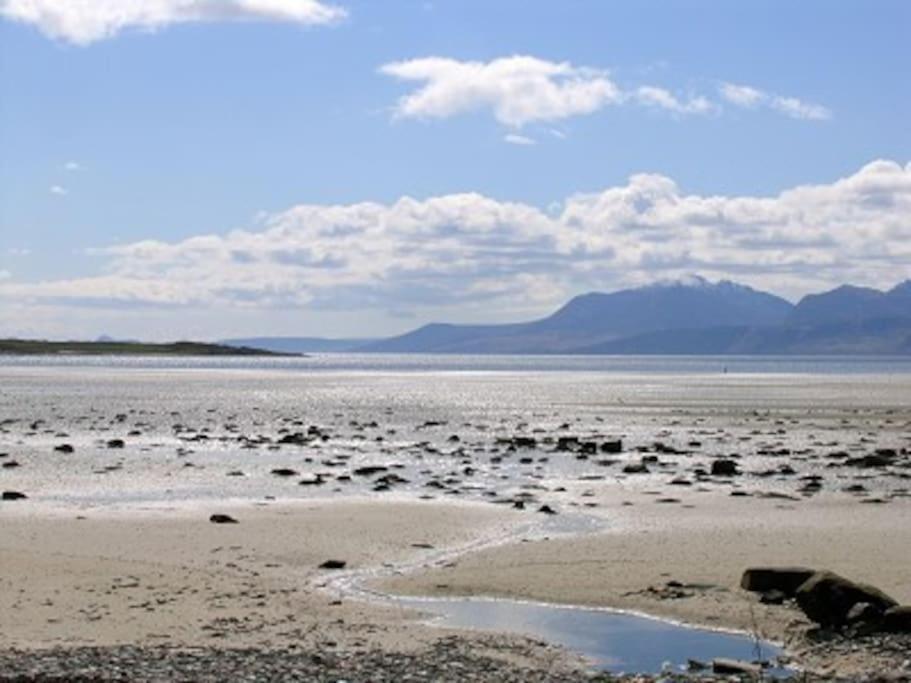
[3,160,908,324]
[380,56,830,128]
[0,0,347,45]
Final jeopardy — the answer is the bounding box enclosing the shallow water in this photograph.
[395,595,789,675]
[2,352,911,374]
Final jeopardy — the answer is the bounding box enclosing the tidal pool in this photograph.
[396,596,790,675]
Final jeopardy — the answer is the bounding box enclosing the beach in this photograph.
[1,359,910,680]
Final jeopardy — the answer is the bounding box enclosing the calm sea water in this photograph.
[1,352,910,374]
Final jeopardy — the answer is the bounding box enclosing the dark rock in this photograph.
[555,436,579,452]
[712,658,760,675]
[353,466,388,477]
[538,504,557,515]
[1,460,20,469]
[319,559,346,570]
[2,490,27,501]
[741,567,816,596]
[54,444,75,454]
[106,439,125,449]
[298,475,325,486]
[513,436,537,449]
[601,440,623,454]
[710,459,739,476]
[270,468,298,477]
[882,606,911,633]
[795,571,898,627]
[622,463,649,474]
[209,514,238,524]
[845,453,894,468]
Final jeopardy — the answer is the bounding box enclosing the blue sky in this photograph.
[0,0,909,340]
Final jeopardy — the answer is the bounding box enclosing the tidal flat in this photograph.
[1,358,909,681]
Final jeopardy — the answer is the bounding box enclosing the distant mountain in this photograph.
[787,283,911,327]
[363,277,794,354]
[221,337,380,354]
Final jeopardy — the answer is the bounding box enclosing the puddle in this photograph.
[395,596,791,676]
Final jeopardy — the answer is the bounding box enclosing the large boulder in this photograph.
[741,567,816,596]
[795,571,898,627]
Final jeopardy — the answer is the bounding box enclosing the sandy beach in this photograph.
[2,363,910,680]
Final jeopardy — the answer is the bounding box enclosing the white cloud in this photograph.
[63,160,82,171]
[4,160,908,320]
[634,86,715,115]
[0,0,347,45]
[380,56,622,128]
[720,82,831,120]
[504,133,536,146]
[49,184,68,195]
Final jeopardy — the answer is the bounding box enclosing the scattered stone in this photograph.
[106,439,125,449]
[209,514,238,524]
[319,559,346,570]
[54,444,75,454]
[2,490,27,501]
[711,658,760,675]
[710,459,739,476]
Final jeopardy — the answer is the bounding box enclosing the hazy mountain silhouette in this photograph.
[362,277,794,353]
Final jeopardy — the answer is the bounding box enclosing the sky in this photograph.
[0,0,909,341]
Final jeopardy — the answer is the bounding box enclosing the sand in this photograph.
[0,499,529,653]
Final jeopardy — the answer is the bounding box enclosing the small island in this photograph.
[0,338,296,356]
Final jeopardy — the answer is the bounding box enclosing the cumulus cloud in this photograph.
[380,56,622,128]
[3,160,908,320]
[720,82,831,120]
[0,0,347,45]
[49,184,67,195]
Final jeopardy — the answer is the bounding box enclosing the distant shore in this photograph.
[0,338,299,356]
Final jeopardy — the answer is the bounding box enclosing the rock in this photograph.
[555,436,579,452]
[353,466,388,477]
[106,439,125,449]
[845,453,894,468]
[883,606,911,633]
[538,504,557,515]
[209,514,238,524]
[298,475,325,486]
[711,458,739,476]
[2,491,27,501]
[513,436,537,448]
[741,567,816,596]
[319,559,346,570]
[601,440,623,453]
[711,658,760,675]
[54,444,75,454]
[795,571,898,627]
[622,463,649,474]
[270,468,298,477]
[1,460,20,469]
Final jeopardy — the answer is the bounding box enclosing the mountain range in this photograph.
[223,277,911,355]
